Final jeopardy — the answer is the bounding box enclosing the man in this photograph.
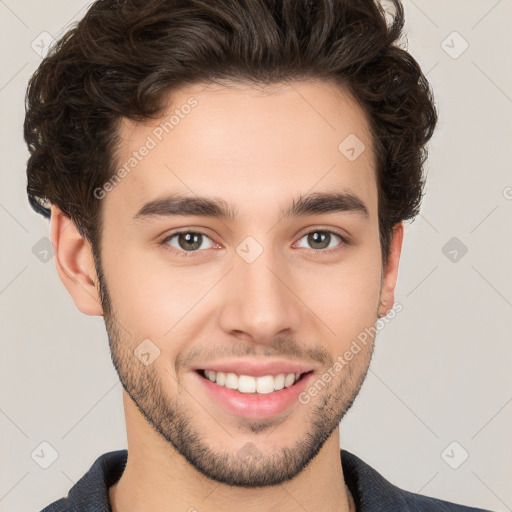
[24,0,493,510]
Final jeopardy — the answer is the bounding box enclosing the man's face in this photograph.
[97,80,384,486]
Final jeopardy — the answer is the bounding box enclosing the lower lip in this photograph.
[193,371,315,420]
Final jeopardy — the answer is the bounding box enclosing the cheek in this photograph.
[301,246,382,344]
[101,245,218,341]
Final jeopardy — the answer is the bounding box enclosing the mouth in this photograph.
[196,369,313,395]
[192,366,315,419]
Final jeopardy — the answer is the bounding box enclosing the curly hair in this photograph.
[24,0,437,268]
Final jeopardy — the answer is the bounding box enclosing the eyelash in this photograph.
[159,228,348,258]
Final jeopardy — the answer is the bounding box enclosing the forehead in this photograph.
[107,79,378,222]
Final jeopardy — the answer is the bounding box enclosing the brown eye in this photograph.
[164,231,214,253]
[296,230,345,252]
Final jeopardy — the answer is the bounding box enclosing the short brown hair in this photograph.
[24,0,437,267]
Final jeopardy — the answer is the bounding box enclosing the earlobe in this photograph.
[49,205,103,316]
[378,221,404,318]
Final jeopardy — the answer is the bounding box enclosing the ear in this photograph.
[378,221,404,318]
[49,205,103,316]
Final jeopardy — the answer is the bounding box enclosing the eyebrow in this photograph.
[133,190,369,221]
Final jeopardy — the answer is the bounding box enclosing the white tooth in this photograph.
[225,372,238,390]
[238,375,257,393]
[216,371,226,386]
[256,375,275,394]
[274,373,286,391]
[284,373,295,387]
[211,372,300,393]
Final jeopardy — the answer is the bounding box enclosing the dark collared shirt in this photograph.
[39,449,493,511]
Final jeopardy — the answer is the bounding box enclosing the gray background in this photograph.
[1,1,511,510]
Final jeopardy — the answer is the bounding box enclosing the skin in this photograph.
[50,80,403,512]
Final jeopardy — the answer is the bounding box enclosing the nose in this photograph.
[218,244,302,345]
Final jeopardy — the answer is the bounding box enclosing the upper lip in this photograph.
[192,359,315,377]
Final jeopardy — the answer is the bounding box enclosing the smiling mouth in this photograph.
[197,369,313,395]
